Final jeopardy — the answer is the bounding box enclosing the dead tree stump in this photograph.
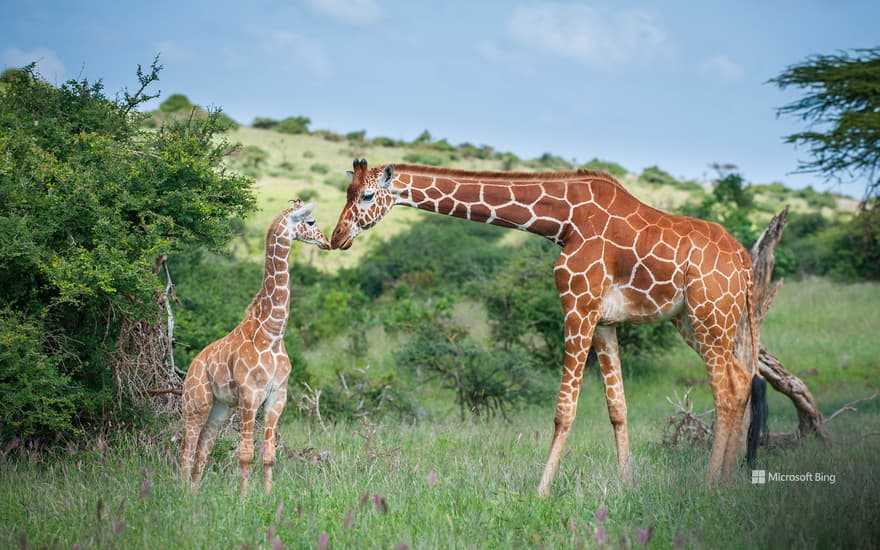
[742,207,831,445]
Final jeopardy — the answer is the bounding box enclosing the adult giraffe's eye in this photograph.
[362,190,375,202]
[306,219,316,226]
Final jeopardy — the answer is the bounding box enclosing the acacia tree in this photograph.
[770,47,880,200]
[0,60,255,440]
[771,48,880,280]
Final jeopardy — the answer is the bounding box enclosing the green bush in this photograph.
[370,136,400,147]
[158,93,194,113]
[310,163,330,174]
[402,151,449,166]
[394,303,552,420]
[582,158,628,178]
[275,116,311,134]
[527,153,573,171]
[252,116,279,129]
[0,62,255,442]
[342,216,509,299]
[226,144,269,177]
[639,165,678,187]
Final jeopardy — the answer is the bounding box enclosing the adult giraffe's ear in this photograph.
[379,164,394,189]
[346,170,354,179]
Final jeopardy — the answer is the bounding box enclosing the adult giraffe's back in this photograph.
[331,159,768,495]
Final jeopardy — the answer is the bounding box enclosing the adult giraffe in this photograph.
[180,200,330,497]
[331,159,767,496]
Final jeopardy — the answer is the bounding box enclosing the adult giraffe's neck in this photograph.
[247,231,292,338]
[393,165,580,244]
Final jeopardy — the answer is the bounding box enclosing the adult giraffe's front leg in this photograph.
[593,325,630,482]
[537,297,600,497]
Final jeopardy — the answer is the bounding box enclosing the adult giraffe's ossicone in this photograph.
[331,158,768,496]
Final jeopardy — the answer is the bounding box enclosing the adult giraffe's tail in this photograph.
[743,254,768,469]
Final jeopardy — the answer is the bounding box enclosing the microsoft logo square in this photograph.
[751,470,766,484]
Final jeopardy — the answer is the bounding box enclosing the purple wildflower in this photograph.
[317,532,329,550]
[637,526,654,547]
[427,471,438,487]
[374,494,388,514]
[343,510,354,530]
[594,506,608,523]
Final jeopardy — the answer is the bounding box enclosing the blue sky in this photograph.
[3,1,878,197]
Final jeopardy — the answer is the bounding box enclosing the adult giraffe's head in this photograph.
[275,200,331,250]
[331,158,396,250]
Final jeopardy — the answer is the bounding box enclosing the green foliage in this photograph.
[581,158,628,178]
[309,163,330,174]
[413,129,432,144]
[527,153,573,171]
[639,165,678,187]
[796,186,838,209]
[394,301,552,419]
[275,116,311,135]
[817,204,880,280]
[345,130,366,142]
[312,129,344,142]
[370,136,400,147]
[483,239,563,368]
[342,216,509,299]
[680,172,758,248]
[496,151,520,171]
[771,47,880,199]
[0,62,255,441]
[297,188,318,202]
[402,151,449,166]
[251,116,279,129]
[226,144,269,177]
[158,93,194,113]
[318,368,417,421]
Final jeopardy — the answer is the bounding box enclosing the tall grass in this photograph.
[2,279,877,549]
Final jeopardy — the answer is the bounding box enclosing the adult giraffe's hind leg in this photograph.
[677,289,751,483]
[594,325,630,482]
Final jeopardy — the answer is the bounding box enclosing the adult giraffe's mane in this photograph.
[390,163,626,188]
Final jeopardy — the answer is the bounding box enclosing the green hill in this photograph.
[215,123,858,270]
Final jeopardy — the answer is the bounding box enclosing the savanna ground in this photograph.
[2,278,878,549]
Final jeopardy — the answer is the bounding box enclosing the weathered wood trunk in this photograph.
[740,207,831,445]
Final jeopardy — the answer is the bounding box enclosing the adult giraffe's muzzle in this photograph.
[331,221,355,250]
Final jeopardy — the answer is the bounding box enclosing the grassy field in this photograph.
[2,278,878,549]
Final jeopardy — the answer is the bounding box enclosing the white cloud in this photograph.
[2,47,65,80]
[303,0,381,24]
[261,30,330,75]
[701,54,744,81]
[506,4,669,66]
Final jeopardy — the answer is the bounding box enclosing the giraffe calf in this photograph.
[179,200,329,497]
